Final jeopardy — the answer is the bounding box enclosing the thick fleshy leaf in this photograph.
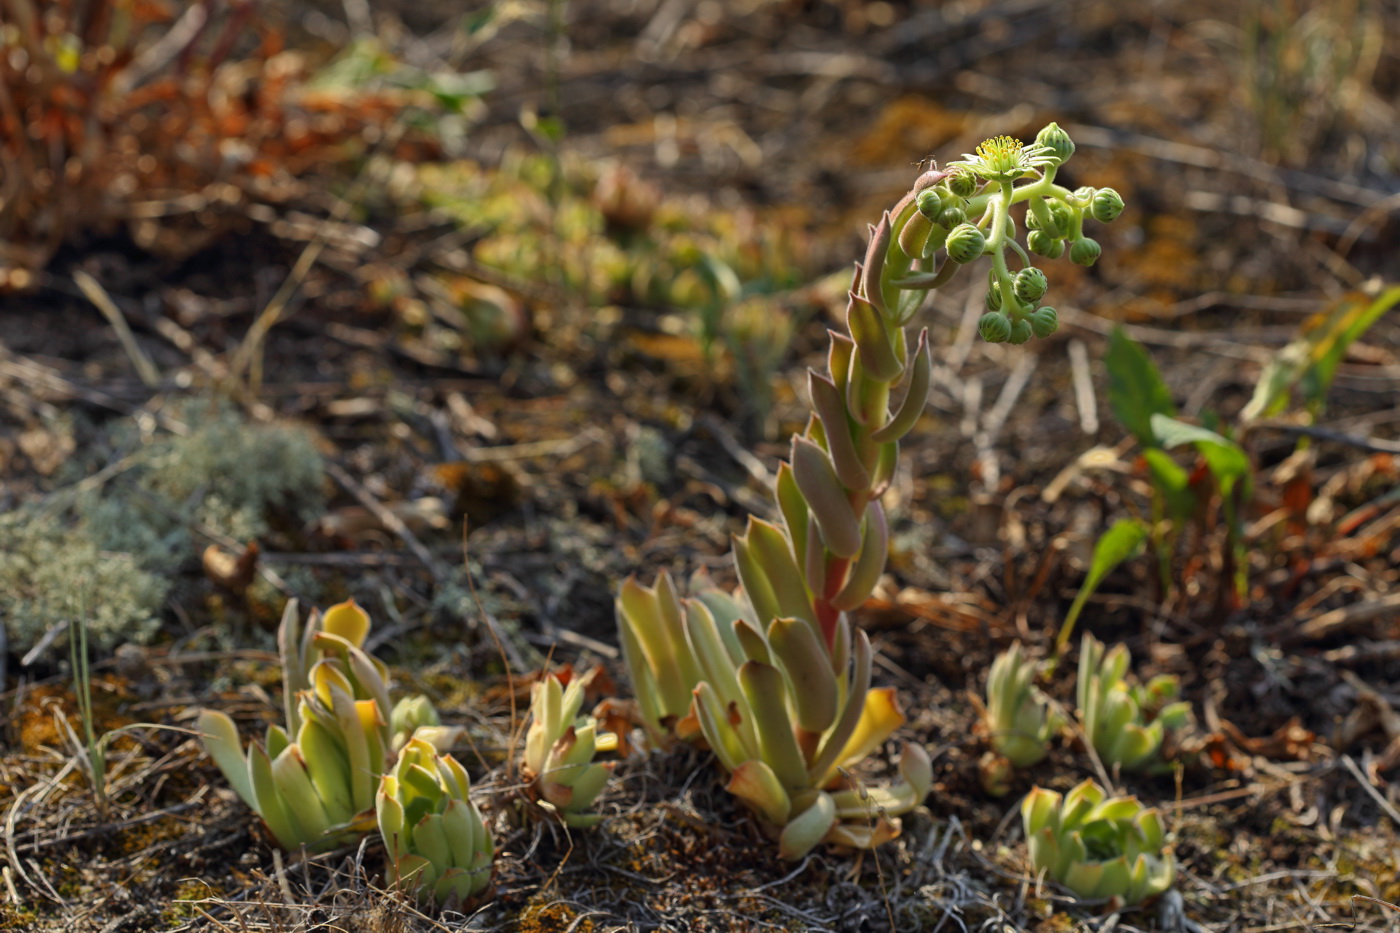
[248,741,301,850]
[733,535,781,631]
[738,662,809,791]
[198,710,255,809]
[778,792,837,861]
[808,628,873,786]
[810,372,870,490]
[727,760,792,827]
[1022,787,1061,836]
[833,686,905,773]
[870,329,931,443]
[791,437,862,558]
[692,683,751,773]
[297,718,354,824]
[1062,858,1107,899]
[830,502,888,612]
[321,599,371,648]
[767,617,838,733]
[270,746,331,845]
[847,292,903,382]
[745,518,814,623]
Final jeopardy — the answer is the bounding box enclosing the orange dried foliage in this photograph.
[0,0,440,290]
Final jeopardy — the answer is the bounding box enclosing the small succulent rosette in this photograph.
[377,736,494,906]
[1022,779,1175,905]
[975,642,1064,774]
[1077,634,1191,772]
[522,671,618,827]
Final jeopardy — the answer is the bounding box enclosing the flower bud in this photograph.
[1030,306,1059,339]
[947,168,977,198]
[1090,187,1125,223]
[985,285,1003,311]
[1008,318,1033,345]
[1027,231,1064,259]
[1070,237,1101,267]
[945,223,986,264]
[1013,267,1047,303]
[978,312,1011,343]
[1033,122,1075,167]
[936,205,966,229]
[915,188,943,221]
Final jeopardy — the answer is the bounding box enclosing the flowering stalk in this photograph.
[619,125,1123,857]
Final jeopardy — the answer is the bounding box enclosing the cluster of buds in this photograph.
[901,124,1124,345]
[1077,634,1191,773]
[377,737,494,906]
[617,124,1119,859]
[522,671,618,827]
[1022,779,1175,905]
[973,642,1064,795]
[199,600,460,852]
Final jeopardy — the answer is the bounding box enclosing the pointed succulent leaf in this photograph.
[791,437,862,558]
[809,371,871,490]
[738,661,810,791]
[847,292,904,382]
[830,501,888,611]
[870,329,932,443]
[198,710,256,809]
[767,617,838,733]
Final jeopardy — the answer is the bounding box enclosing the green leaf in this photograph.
[1301,286,1400,411]
[1054,520,1149,659]
[1244,287,1400,422]
[1106,328,1175,446]
[1141,448,1194,522]
[1149,414,1250,497]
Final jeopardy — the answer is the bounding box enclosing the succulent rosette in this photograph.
[1022,779,1175,904]
[976,642,1063,770]
[377,736,494,905]
[522,671,618,828]
[1077,634,1191,772]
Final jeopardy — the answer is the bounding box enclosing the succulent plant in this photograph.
[618,126,1123,859]
[377,736,494,905]
[522,671,618,827]
[199,599,459,852]
[1022,779,1175,905]
[975,642,1064,770]
[1076,634,1191,773]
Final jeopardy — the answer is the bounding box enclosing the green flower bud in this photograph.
[978,312,1011,343]
[947,168,978,198]
[1070,237,1101,267]
[945,223,987,264]
[1030,306,1059,338]
[915,188,943,221]
[1090,187,1125,223]
[1008,319,1033,345]
[1033,122,1075,167]
[1027,230,1064,259]
[937,205,967,229]
[985,285,1003,311]
[1013,267,1047,302]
